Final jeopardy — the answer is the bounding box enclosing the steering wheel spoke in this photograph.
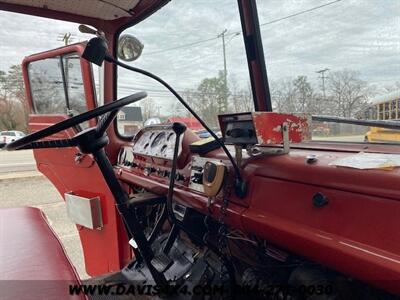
[5,92,147,151]
[17,138,78,150]
[95,109,119,136]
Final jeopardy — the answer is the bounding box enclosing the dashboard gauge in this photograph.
[132,128,183,160]
[160,145,168,155]
[164,142,177,158]
[118,148,126,165]
[151,132,166,148]
[167,132,175,141]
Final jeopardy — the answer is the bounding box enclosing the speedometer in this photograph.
[151,132,166,148]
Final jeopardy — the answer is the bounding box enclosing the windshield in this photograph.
[257,0,400,143]
[117,0,253,137]
[1,131,15,136]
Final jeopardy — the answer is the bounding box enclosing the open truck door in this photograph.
[21,44,131,276]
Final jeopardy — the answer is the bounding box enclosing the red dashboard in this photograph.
[114,125,400,294]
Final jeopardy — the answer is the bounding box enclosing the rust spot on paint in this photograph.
[252,112,310,145]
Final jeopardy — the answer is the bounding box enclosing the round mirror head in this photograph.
[117,35,144,62]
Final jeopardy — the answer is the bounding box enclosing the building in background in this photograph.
[117,106,143,135]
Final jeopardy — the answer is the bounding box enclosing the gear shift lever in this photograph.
[163,123,186,254]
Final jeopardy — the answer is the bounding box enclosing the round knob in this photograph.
[312,192,329,208]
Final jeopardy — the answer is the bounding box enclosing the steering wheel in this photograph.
[6,92,147,151]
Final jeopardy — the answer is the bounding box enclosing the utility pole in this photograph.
[316,68,329,101]
[57,33,74,46]
[218,29,228,113]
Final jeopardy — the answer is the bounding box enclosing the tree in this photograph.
[0,65,27,131]
[6,65,25,103]
[270,78,298,113]
[272,75,317,114]
[172,89,197,118]
[0,96,20,130]
[382,81,400,94]
[327,69,370,118]
[293,76,314,113]
[139,98,157,121]
[238,83,253,112]
[181,71,230,126]
[198,71,229,114]
[229,77,254,113]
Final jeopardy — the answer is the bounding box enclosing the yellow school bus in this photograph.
[363,92,400,142]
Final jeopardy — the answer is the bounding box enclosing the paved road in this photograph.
[0,149,36,173]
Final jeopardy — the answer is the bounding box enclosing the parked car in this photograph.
[195,129,211,138]
[0,131,25,148]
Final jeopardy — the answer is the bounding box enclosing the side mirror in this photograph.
[117,34,144,62]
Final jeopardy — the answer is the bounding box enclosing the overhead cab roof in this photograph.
[0,0,168,31]
[0,0,141,20]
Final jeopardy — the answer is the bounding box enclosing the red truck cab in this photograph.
[0,1,399,299]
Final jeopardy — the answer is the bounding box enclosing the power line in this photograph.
[260,0,343,27]
[141,0,343,56]
[118,84,247,98]
[144,36,220,56]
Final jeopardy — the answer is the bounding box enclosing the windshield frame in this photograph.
[237,0,272,112]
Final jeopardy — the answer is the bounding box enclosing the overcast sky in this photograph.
[0,0,399,113]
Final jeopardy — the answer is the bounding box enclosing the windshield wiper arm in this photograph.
[312,115,400,130]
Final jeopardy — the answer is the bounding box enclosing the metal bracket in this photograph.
[65,192,103,230]
[247,122,290,157]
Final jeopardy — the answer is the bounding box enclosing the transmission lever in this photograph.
[166,122,187,208]
[163,123,186,254]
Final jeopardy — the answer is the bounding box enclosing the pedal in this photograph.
[151,252,173,273]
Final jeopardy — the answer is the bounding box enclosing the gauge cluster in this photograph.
[132,128,182,160]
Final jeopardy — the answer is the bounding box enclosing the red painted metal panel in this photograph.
[242,176,400,294]
[252,112,310,144]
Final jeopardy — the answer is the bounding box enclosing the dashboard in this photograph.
[116,125,225,195]
[113,117,400,294]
